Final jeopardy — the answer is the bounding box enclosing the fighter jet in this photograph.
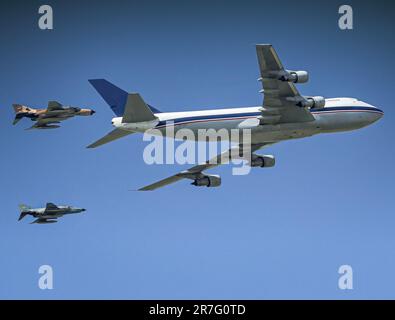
[12,101,95,129]
[18,203,86,224]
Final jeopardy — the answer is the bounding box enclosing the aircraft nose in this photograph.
[372,107,384,122]
[90,110,96,115]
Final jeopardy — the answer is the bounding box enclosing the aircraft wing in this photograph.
[45,203,59,211]
[139,143,270,191]
[87,128,135,149]
[256,44,315,123]
[47,101,64,111]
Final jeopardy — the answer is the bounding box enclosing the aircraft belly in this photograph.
[153,120,240,140]
[41,214,63,219]
[39,113,73,121]
[314,112,377,133]
[150,119,319,143]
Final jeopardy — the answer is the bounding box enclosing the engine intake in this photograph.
[297,96,325,109]
[279,70,309,83]
[250,155,275,168]
[191,175,221,188]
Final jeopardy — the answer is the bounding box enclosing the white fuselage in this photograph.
[112,98,383,144]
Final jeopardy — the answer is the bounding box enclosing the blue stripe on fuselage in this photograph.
[156,112,260,128]
[311,106,383,113]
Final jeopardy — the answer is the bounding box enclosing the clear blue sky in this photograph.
[0,0,394,299]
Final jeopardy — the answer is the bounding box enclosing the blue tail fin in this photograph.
[88,79,161,116]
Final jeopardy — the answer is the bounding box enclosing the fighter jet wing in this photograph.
[139,143,271,191]
[256,44,315,124]
[45,203,59,211]
[47,101,64,111]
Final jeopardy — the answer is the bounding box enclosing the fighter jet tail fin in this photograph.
[122,93,158,123]
[88,79,161,117]
[12,104,33,125]
[13,104,36,113]
[19,204,31,212]
[13,104,26,113]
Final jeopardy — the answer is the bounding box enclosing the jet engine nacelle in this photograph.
[279,70,309,83]
[297,96,325,109]
[250,155,275,168]
[191,175,221,188]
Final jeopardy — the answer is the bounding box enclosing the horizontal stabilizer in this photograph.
[123,93,157,123]
[87,128,134,149]
[18,212,29,221]
[13,116,22,125]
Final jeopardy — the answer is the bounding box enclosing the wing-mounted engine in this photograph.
[277,70,309,83]
[191,174,221,188]
[250,155,275,168]
[296,96,325,109]
[261,70,309,84]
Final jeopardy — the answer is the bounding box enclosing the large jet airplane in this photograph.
[12,101,95,129]
[18,203,86,224]
[87,44,383,190]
